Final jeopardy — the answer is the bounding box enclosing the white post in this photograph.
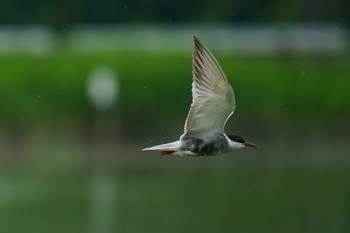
[86,67,119,233]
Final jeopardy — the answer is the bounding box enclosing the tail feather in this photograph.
[142,141,181,152]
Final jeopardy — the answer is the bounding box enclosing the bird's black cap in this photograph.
[227,134,246,143]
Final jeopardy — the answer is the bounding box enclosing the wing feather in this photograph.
[182,36,236,137]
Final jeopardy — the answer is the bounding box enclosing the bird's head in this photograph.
[226,134,258,150]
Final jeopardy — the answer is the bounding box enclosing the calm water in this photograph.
[0,139,349,233]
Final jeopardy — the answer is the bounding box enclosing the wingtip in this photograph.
[193,35,201,45]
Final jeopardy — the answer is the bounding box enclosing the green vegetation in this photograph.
[1,1,348,27]
[0,52,349,132]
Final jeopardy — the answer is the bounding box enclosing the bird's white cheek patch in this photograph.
[228,141,245,149]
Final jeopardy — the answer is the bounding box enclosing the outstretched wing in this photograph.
[182,36,236,137]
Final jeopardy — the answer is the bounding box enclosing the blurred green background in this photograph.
[0,1,350,233]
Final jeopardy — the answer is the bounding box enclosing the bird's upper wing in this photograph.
[181,36,236,137]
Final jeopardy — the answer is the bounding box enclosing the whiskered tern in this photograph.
[143,36,258,156]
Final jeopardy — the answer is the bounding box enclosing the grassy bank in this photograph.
[0,52,349,136]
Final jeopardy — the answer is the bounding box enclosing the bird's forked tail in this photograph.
[142,141,181,155]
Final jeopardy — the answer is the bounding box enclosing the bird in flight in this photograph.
[142,36,258,156]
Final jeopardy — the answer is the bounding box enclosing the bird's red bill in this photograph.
[244,142,258,148]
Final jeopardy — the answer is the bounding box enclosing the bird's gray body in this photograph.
[179,133,230,156]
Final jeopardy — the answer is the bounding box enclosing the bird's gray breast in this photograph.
[181,134,229,156]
